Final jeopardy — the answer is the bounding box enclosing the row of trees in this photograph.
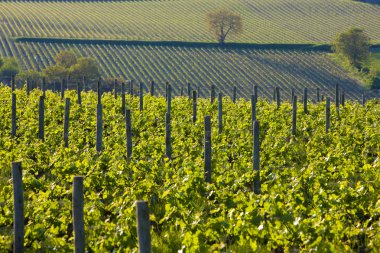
[0,50,100,85]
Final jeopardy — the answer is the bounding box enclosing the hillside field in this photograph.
[0,0,379,99]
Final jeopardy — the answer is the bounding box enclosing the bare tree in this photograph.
[207,10,243,45]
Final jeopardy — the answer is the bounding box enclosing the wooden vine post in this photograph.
[165,113,172,159]
[136,201,151,253]
[38,96,45,141]
[253,85,258,103]
[326,97,330,133]
[317,87,320,102]
[11,75,15,92]
[303,88,308,113]
[253,121,261,194]
[292,96,297,136]
[42,77,46,97]
[218,93,222,134]
[211,84,216,104]
[150,81,154,96]
[232,86,237,103]
[12,162,24,253]
[64,98,70,148]
[251,94,256,126]
[61,79,65,99]
[121,82,126,114]
[204,116,212,183]
[139,82,144,111]
[291,88,295,102]
[335,83,339,110]
[114,79,117,99]
[130,80,134,96]
[77,82,82,105]
[167,84,172,115]
[362,94,366,106]
[96,80,103,152]
[126,109,132,159]
[12,93,16,138]
[273,87,276,102]
[26,78,30,96]
[73,176,85,253]
[276,87,280,109]
[192,90,197,123]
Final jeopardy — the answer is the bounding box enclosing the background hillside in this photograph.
[0,0,379,99]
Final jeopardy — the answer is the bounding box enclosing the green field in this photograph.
[0,86,379,251]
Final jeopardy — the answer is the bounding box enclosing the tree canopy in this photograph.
[333,28,371,69]
[207,10,243,45]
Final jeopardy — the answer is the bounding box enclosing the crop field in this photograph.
[0,86,379,251]
[0,0,379,43]
[7,42,367,100]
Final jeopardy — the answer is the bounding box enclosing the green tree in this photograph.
[55,50,78,68]
[16,69,43,83]
[207,10,243,45]
[333,28,371,69]
[42,64,68,83]
[0,57,20,81]
[69,57,100,82]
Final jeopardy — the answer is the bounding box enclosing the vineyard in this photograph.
[0,85,379,251]
[0,0,379,43]
[6,42,369,101]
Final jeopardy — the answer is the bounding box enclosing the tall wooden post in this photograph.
[165,113,172,159]
[218,93,222,134]
[73,176,85,253]
[326,97,330,133]
[276,87,280,109]
[167,84,171,115]
[12,93,16,138]
[136,201,151,253]
[211,85,216,104]
[64,98,70,147]
[232,86,237,103]
[96,104,103,152]
[292,96,297,136]
[139,82,144,111]
[121,82,126,114]
[303,88,308,113]
[126,109,132,158]
[114,79,117,99]
[38,96,45,141]
[12,162,24,253]
[192,90,197,123]
[253,121,261,194]
[61,79,65,99]
[204,116,212,183]
[150,81,154,96]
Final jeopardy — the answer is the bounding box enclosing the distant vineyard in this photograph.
[0,0,379,43]
[3,41,368,100]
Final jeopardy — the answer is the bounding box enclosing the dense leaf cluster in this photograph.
[0,85,379,252]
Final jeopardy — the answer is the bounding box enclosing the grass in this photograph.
[370,51,380,76]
